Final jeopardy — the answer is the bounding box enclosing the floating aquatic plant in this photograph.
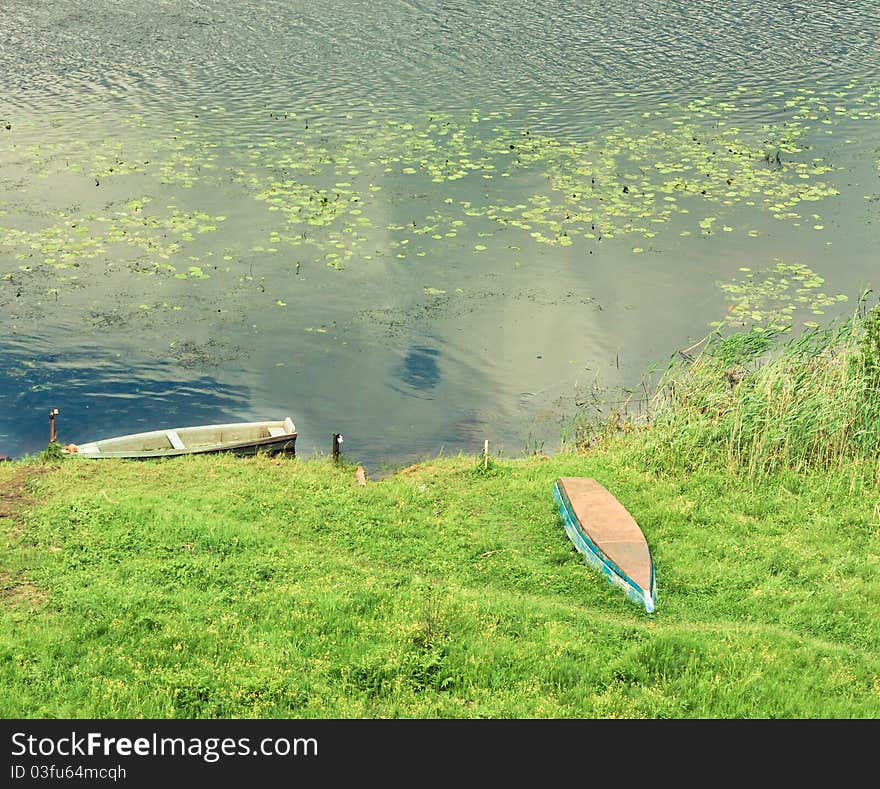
[1,82,877,330]
[714,261,849,331]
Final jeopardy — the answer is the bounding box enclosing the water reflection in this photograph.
[0,1,877,472]
[0,340,250,458]
[398,345,441,391]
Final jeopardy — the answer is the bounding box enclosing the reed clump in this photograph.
[592,296,880,482]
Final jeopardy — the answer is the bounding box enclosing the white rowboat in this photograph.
[65,417,297,459]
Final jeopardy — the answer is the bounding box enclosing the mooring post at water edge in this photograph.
[49,408,59,443]
[332,433,343,462]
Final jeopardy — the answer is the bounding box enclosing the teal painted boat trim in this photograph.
[553,481,656,613]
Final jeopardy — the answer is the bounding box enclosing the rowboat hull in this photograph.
[553,477,656,613]
[65,417,297,459]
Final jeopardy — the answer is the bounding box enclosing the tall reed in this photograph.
[582,295,880,482]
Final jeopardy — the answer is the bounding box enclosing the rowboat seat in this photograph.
[267,426,287,437]
[166,430,186,450]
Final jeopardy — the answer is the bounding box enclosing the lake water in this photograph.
[1,1,878,471]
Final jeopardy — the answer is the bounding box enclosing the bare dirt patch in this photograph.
[0,465,50,526]
[0,569,47,608]
[1,466,51,608]
[397,462,449,477]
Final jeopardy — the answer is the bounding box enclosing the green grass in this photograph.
[1,447,878,719]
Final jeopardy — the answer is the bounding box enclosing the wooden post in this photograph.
[483,439,489,469]
[332,433,342,462]
[49,408,59,443]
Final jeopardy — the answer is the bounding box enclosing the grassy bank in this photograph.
[2,305,880,718]
[585,296,880,481]
[1,447,878,718]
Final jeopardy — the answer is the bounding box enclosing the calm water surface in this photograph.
[1,1,878,470]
